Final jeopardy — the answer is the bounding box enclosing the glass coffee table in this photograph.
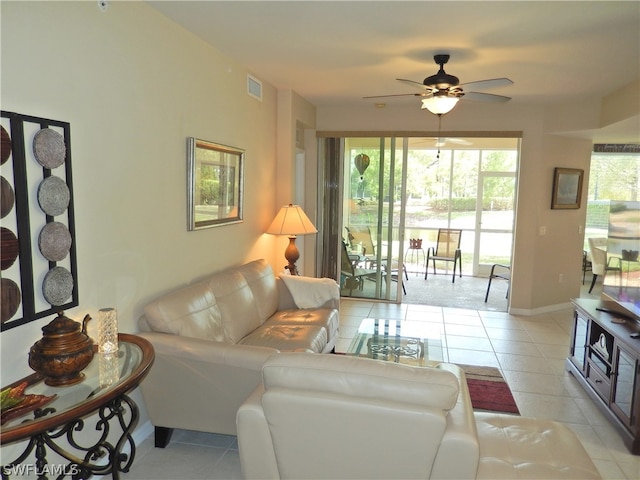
[346,318,444,366]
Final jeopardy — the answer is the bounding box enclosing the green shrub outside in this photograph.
[429,197,512,211]
[585,201,610,230]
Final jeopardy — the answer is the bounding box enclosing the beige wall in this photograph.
[275,90,318,275]
[315,100,595,314]
[0,1,295,446]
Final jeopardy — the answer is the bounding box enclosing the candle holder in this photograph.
[98,352,120,387]
[98,308,118,354]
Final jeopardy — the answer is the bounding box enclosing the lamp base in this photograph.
[285,264,298,276]
[284,236,300,276]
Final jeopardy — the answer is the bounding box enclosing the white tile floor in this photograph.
[125,300,640,480]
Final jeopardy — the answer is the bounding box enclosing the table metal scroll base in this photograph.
[367,336,424,363]
[346,318,444,367]
[2,393,138,480]
[1,335,154,479]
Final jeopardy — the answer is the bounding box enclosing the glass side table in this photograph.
[1,333,154,479]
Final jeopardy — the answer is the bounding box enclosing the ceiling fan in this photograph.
[365,54,513,115]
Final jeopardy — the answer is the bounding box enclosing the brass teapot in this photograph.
[28,312,95,386]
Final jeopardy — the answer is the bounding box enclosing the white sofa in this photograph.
[137,259,339,446]
[237,353,601,480]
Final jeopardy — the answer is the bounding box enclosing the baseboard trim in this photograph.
[509,301,573,316]
[133,420,154,446]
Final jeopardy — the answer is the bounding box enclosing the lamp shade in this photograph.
[266,204,317,236]
[421,95,459,115]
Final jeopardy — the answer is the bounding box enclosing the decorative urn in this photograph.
[28,312,95,386]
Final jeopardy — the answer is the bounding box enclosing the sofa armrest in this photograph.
[431,363,480,480]
[276,276,340,311]
[430,363,480,480]
[276,277,298,310]
[236,385,280,479]
[137,332,278,435]
[138,314,152,332]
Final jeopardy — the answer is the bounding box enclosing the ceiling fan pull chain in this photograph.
[437,114,442,160]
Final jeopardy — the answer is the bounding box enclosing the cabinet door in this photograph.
[612,346,638,430]
[571,312,588,371]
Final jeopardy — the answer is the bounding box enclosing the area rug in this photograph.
[459,364,520,415]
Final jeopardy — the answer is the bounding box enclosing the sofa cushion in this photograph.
[264,308,339,344]
[262,353,459,410]
[143,281,225,341]
[236,259,279,324]
[239,325,327,353]
[206,269,261,343]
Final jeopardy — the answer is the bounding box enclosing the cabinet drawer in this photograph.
[588,347,612,376]
[587,361,611,400]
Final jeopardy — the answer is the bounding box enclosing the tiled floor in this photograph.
[126,300,640,480]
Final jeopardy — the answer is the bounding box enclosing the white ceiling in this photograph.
[147,1,640,142]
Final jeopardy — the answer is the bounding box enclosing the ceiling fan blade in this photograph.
[435,138,474,147]
[444,137,473,145]
[459,78,513,90]
[363,92,431,99]
[412,137,473,147]
[396,78,436,92]
[463,91,512,103]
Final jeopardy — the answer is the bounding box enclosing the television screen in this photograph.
[603,201,640,318]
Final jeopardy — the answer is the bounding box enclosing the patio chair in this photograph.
[588,237,621,293]
[425,229,462,283]
[582,250,591,285]
[345,225,377,266]
[484,264,510,302]
[384,261,408,295]
[340,241,377,295]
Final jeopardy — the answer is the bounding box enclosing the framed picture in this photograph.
[187,138,244,230]
[551,167,584,209]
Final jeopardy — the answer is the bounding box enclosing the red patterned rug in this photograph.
[460,364,520,415]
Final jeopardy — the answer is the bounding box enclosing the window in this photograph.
[585,150,640,247]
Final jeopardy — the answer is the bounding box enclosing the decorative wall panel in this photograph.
[0,111,78,331]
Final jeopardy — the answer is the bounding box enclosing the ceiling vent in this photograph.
[247,74,262,101]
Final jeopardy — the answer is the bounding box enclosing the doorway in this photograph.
[319,135,519,304]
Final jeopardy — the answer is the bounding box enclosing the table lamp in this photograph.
[266,204,317,275]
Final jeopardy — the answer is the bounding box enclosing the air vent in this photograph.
[247,74,262,101]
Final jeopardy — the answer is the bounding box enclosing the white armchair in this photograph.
[237,353,600,480]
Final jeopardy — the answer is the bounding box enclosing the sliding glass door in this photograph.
[319,135,519,303]
[340,137,407,301]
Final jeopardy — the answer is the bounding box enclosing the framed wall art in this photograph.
[187,138,244,230]
[551,167,584,210]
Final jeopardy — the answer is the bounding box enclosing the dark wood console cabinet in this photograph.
[567,298,640,454]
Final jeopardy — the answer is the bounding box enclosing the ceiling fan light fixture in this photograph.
[421,95,459,115]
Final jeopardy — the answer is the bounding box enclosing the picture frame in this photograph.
[187,137,244,230]
[551,167,584,209]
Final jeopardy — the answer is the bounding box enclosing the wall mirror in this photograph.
[187,138,244,230]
